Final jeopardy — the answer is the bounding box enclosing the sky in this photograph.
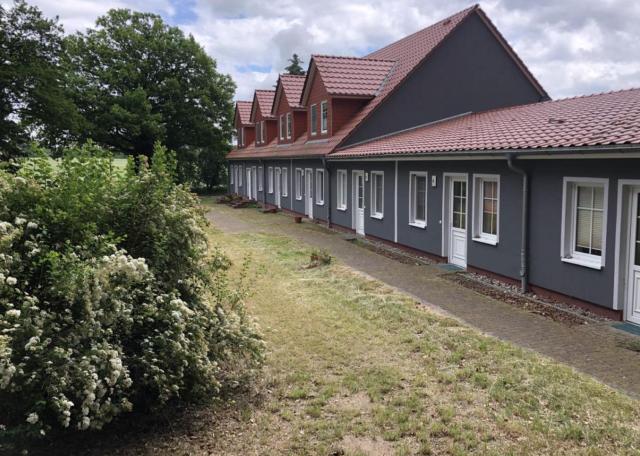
[9,0,640,101]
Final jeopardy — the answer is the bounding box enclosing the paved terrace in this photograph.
[206,203,640,397]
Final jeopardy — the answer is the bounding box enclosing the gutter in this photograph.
[322,157,332,227]
[506,154,529,293]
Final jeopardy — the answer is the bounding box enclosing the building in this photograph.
[226,4,640,324]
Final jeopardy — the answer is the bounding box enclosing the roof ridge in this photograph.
[312,54,396,63]
[255,89,275,93]
[280,74,306,78]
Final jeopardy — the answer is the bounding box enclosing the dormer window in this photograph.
[310,104,317,136]
[238,127,244,147]
[286,112,292,139]
[255,123,260,144]
[321,101,328,134]
[279,115,285,140]
[261,120,265,143]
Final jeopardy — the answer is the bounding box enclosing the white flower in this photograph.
[26,412,39,424]
[15,176,26,185]
[25,336,39,351]
[26,222,38,230]
[14,217,26,226]
[5,277,17,286]
[6,309,20,318]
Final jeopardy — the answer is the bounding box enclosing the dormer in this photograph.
[234,101,254,148]
[250,90,277,146]
[300,55,395,140]
[272,74,306,144]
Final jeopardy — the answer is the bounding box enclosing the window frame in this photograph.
[238,128,243,147]
[282,167,288,197]
[238,164,243,186]
[370,171,384,219]
[561,177,608,270]
[279,115,285,140]
[409,171,428,229]
[257,166,263,191]
[472,174,500,245]
[315,168,325,205]
[295,168,303,200]
[260,120,266,144]
[286,112,292,139]
[255,123,260,144]
[267,166,274,194]
[320,100,328,134]
[337,169,347,211]
[310,104,318,136]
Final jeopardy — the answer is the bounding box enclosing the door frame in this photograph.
[251,166,258,200]
[441,173,468,266]
[305,168,313,219]
[275,167,281,208]
[246,167,252,199]
[352,170,365,235]
[614,180,640,321]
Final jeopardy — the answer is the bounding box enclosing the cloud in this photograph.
[15,0,640,100]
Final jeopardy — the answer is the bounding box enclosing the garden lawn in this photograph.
[202,222,640,455]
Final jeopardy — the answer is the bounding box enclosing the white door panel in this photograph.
[627,191,640,324]
[353,171,365,235]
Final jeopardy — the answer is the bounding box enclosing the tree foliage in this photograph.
[284,53,305,75]
[63,9,235,189]
[0,144,263,441]
[0,0,80,158]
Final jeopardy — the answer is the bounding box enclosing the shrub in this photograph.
[0,143,264,440]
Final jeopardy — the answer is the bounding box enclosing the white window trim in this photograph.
[337,169,347,211]
[238,128,243,147]
[370,171,384,219]
[310,104,317,136]
[409,171,428,229]
[261,120,265,143]
[279,115,284,140]
[267,166,274,194]
[472,174,500,245]
[258,166,263,191]
[295,168,303,200]
[561,177,609,270]
[238,164,243,186]
[315,168,325,205]
[320,100,328,134]
[282,167,288,197]
[286,112,292,139]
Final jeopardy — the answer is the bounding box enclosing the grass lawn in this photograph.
[196,217,640,455]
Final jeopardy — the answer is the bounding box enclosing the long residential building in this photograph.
[226,4,640,324]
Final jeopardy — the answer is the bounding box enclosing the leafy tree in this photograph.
[65,9,235,187]
[285,53,305,75]
[0,0,80,159]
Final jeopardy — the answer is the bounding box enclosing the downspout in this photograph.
[506,154,529,293]
[322,157,332,227]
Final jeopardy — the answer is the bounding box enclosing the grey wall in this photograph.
[342,13,546,147]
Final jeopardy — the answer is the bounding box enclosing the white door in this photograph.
[627,190,640,324]
[246,168,252,199]
[449,177,468,268]
[233,166,238,194]
[252,166,258,200]
[352,171,365,235]
[275,168,281,208]
[305,169,313,219]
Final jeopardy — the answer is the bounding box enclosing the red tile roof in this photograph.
[278,74,306,109]
[235,101,253,126]
[331,88,640,157]
[310,55,396,97]
[253,90,276,120]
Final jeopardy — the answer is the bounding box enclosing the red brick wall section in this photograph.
[293,110,307,141]
[332,98,368,134]
[306,72,331,139]
[274,90,293,144]
[243,126,255,147]
[253,98,277,146]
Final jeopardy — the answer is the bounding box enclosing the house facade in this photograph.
[227,5,640,324]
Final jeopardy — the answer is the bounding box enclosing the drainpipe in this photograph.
[507,154,529,293]
[322,157,332,227]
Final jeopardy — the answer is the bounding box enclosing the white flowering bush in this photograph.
[0,144,263,440]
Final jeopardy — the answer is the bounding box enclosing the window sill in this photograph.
[370,214,384,220]
[316,201,325,206]
[295,197,302,201]
[409,222,427,229]
[561,256,603,270]
[337,206,347,211]
[473,236,498,246]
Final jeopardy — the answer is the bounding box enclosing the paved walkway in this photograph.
[207,204,640,398]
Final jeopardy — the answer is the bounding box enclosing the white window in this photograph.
[255,123,260,144]
[295,168,303,200]
[286,112,292,139]
[238,164,243,186]
[310,104,317,135]
[258,166,263,191]
[370,171,384,219]
[337,169,347,210]
[282,167,288,197]
[561,177,608,269]
[320,100,328,133]
[238,128,243,147]
[261,120,266,143]
[315,169,325,205]
[268,166,273,193]
[409,172,427,228]
[473,175,500,245]
[230,165,234,184]
[279,115,285,140]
